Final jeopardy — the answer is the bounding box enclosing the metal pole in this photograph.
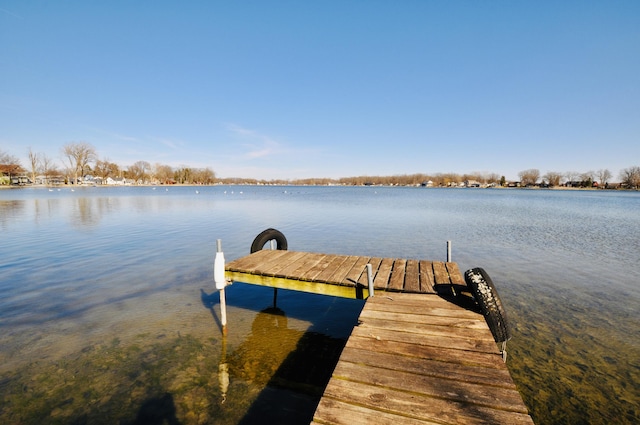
[220,288,228,336]
[270,239,278,307]
[366,263,374,297]
[215,239,228,336]
[447,240,452,262]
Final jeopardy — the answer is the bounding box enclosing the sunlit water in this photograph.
[1,186,638,424]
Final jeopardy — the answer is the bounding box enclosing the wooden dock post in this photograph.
[447,240,452,262]
[366,263,374,297]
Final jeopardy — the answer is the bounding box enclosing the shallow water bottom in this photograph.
[0,284,364,424]
[502,283,640,425]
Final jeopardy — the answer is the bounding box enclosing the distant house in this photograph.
[105,177,128,185]
[420,180,434,187]
[464,180,480,188]
[36,175,64,185]
[10,176,31,185]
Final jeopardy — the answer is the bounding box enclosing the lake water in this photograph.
[1,185,638,424]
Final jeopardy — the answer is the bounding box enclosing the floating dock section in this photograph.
[225,250,534,424]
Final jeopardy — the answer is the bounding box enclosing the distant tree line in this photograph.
[215,169,640,189]
[520,167,640,189]
[2,144,640,189]
[1,143,215,185]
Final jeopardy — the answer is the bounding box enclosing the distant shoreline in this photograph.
[1,183,636,191]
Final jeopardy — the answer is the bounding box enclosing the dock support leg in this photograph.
[447,240,452,262]
[269,239,279,308]
[366,264,374,297]
[220,287,228,336]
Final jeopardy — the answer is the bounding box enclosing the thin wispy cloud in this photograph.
[113,133,139,142]
[153,137,182,150]
[0,7,23,19]
[226,123,284,159]
[85,126,139,143]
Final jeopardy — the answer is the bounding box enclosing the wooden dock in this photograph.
[225,250,534,424]
[225,250,466,299]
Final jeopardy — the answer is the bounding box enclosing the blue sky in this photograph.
[1,1,639,181]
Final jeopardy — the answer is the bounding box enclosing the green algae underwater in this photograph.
[504,282,639,425]
[0,304,354,425]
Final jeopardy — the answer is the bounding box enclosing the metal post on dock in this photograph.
[447,240,452,262]
[270,239,278,308]
[214,239,228,336]
[366,263,374,297]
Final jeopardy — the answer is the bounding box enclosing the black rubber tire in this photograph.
[464,267,511,343]
[250,228,288,253]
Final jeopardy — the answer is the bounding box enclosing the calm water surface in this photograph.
[1,186,638,424]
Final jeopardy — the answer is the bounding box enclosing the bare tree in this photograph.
[564,171,580,186]
[127,161,151,184]
[27,147,40,184]
[154,163,174,184]
[193,167,216,184]
[580,171,595,187]
[596,169,612,187]
[619,166,640,189]
[518,169,540,186]
[40,154,57,184]
[0,150,24,183]
[61,142,97,185]
[487,173,501,184]
[94,159,121,180]
[543,171,563,187]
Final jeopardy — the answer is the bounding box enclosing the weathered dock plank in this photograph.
[325,255,362,286]
[331,361,528,413]
[404,259,420,292]
[315,379,534,425]
[432,261,451,285]
[446,261,466,285]
[277,252,324,279]
[343,256,371,286]
[418,260,436,293]
[227,248,288,272]
[313,293,534,424]
[387,258,406,291]
[299,253,332,281]
[337,346,516,389]
[373,257,394,290]
[313,254,351,282]
[358,308,490,330]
